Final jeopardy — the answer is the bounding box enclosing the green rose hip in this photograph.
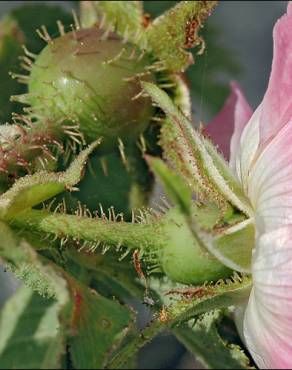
[160,209,232,285]
[27,27,155,151]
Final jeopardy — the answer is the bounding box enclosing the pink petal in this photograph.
[234,104,261,189]
[244,226,292,369]
[259,2,292,145]
[205,82,252,165]
[248,120,292,232]
[238,5,292,368]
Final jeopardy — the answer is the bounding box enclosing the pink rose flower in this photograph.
[206,2,292,368]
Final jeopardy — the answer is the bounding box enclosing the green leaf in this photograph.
[0,286,66,369]
[146,1,218,72]
[81,1,147,48]
[106,275,252,368]
[0,220,135,369]
[68,281,135,369]
[146,156,192,216]
[65,250,145,302]
[0,220,25,265]
[194,202,223,231]
[174,310,252,369]
[0,253,70,370]
[0,140,100,220]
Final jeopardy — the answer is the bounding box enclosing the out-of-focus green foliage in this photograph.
[73,147,153,221]
[0,18,23,124]
[0,4,73,124]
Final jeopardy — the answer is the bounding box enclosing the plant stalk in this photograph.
[10,208,163,252]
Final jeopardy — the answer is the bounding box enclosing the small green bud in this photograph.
[161,208,231,285]
[28,28,155,151]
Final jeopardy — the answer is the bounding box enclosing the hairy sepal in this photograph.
[143,82,252,217]
[81,1,147,49]
[146,1,218,72]
[146,156,192,217]
[143,83,255,272]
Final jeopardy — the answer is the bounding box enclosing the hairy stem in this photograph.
[9,207,237,286]
[106,319,164,369]
[10,209,163,252]
[106,275,251,369]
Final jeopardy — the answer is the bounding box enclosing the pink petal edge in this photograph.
[237,4,292,368]
[259,2,292,145]
[205,82,252,166]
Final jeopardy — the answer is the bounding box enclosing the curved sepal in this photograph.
[146,1,217,72]
[211,220,254,273]
[80,1,147,48]
[146,155,192,217]
[142,82,252,217]
[0,140,100,220]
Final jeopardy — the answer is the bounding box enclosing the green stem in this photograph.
[10,207,235,286]
[106,275,252,369]
[10,209,163,252]
[106,319,164,369]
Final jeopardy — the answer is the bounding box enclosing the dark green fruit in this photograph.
[28,27,155,150]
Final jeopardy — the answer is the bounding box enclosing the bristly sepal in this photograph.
[0,140,100,220]
[146,1,218,72]
[80,1,147,49]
